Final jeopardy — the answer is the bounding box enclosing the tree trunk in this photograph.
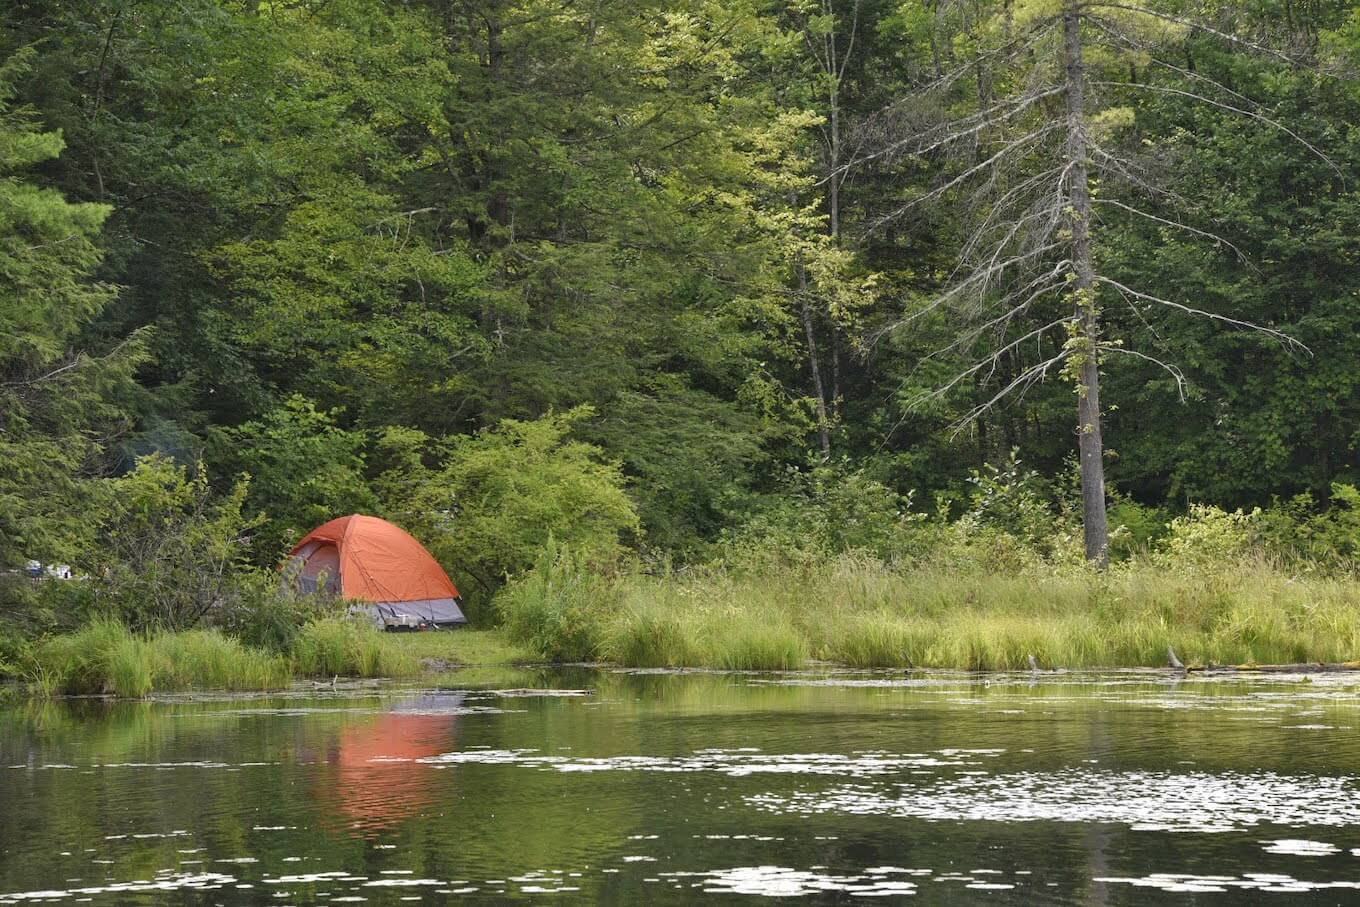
[798,259,833,460]
[1062,2,1110,566]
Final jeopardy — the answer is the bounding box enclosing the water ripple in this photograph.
[748,768,1360,832]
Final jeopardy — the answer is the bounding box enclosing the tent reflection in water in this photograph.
[328,694,463,833]
[286,514,467,629]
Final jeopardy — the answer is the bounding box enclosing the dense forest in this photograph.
[5,0,1360,645]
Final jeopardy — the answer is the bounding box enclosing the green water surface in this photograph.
[4,669,1360,904]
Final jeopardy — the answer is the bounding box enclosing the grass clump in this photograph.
[152,630,291,691]
[820,613,929,668]
[600,597,702,668]
[707,610,806,670]
[30,619,149,696]
[29,619,292,696]
[496,541,615,662]
[292,617,420,678]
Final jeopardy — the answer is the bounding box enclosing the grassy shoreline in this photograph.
[11,557,1360,697]
[498,555,1360,672]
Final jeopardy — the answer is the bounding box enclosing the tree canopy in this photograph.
[3,0,1359,585]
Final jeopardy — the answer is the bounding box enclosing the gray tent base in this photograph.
[353,598,468,630]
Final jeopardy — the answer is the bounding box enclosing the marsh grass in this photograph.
[292,617,421,678]
[30,619,291,696]
[153,630,292,690]
[498,553,1360,670]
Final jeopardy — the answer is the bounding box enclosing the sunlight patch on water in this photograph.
[1261,840,1341,855]
[0,872,235,902]
[413,748,1000,777]
[748,769,1360,832]
[660,866,920,897]
[1097,872,1360,893]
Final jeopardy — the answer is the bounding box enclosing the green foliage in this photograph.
[1154,504,1259,569]
[1107,499,1170,561]
[0,47,134,571]
[413,408,640,605]
[721,461,922,565]
[961,452,1061,552]
[215,396,375,560]
[83,455,256,632]
[5,0,1360,678]
[212,570,345,653]
[29,619,291,697]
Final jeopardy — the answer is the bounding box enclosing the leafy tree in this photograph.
[83,455,255,632]
[214,396,376,561]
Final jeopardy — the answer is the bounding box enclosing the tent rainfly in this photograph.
[287,514,466,629]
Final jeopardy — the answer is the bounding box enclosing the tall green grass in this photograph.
[292,617,421,678]
[154,630,292,690]
[496,553,1360,670]
[30,619,291,696]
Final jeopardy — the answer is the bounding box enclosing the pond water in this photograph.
[4,668,1360,904]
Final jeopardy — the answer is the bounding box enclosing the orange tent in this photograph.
[287,514,466,628]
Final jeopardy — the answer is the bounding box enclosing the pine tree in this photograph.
[0,48,132,567]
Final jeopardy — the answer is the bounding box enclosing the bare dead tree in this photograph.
[791,0,862,459]
[854,0,1320,565]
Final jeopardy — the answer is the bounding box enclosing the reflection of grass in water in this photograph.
[506,557,1360,670]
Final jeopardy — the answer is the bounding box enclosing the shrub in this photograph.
[1107,500,1170,561]
[961,451,1059,551]
[1155,504,1258,568]
[718,461,921,568]
[406,407,640,612]
[82,455,258,632]
[495,541,613,662]
[213,569,345,652]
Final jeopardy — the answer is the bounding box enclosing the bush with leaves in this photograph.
[211,569,345,653]
[720,461,923,568]
[1256,484,1360,569]
[405,407,640,609]
[960,451,1061,550]
[83,455,257,632]
[1154,504,1259,570]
